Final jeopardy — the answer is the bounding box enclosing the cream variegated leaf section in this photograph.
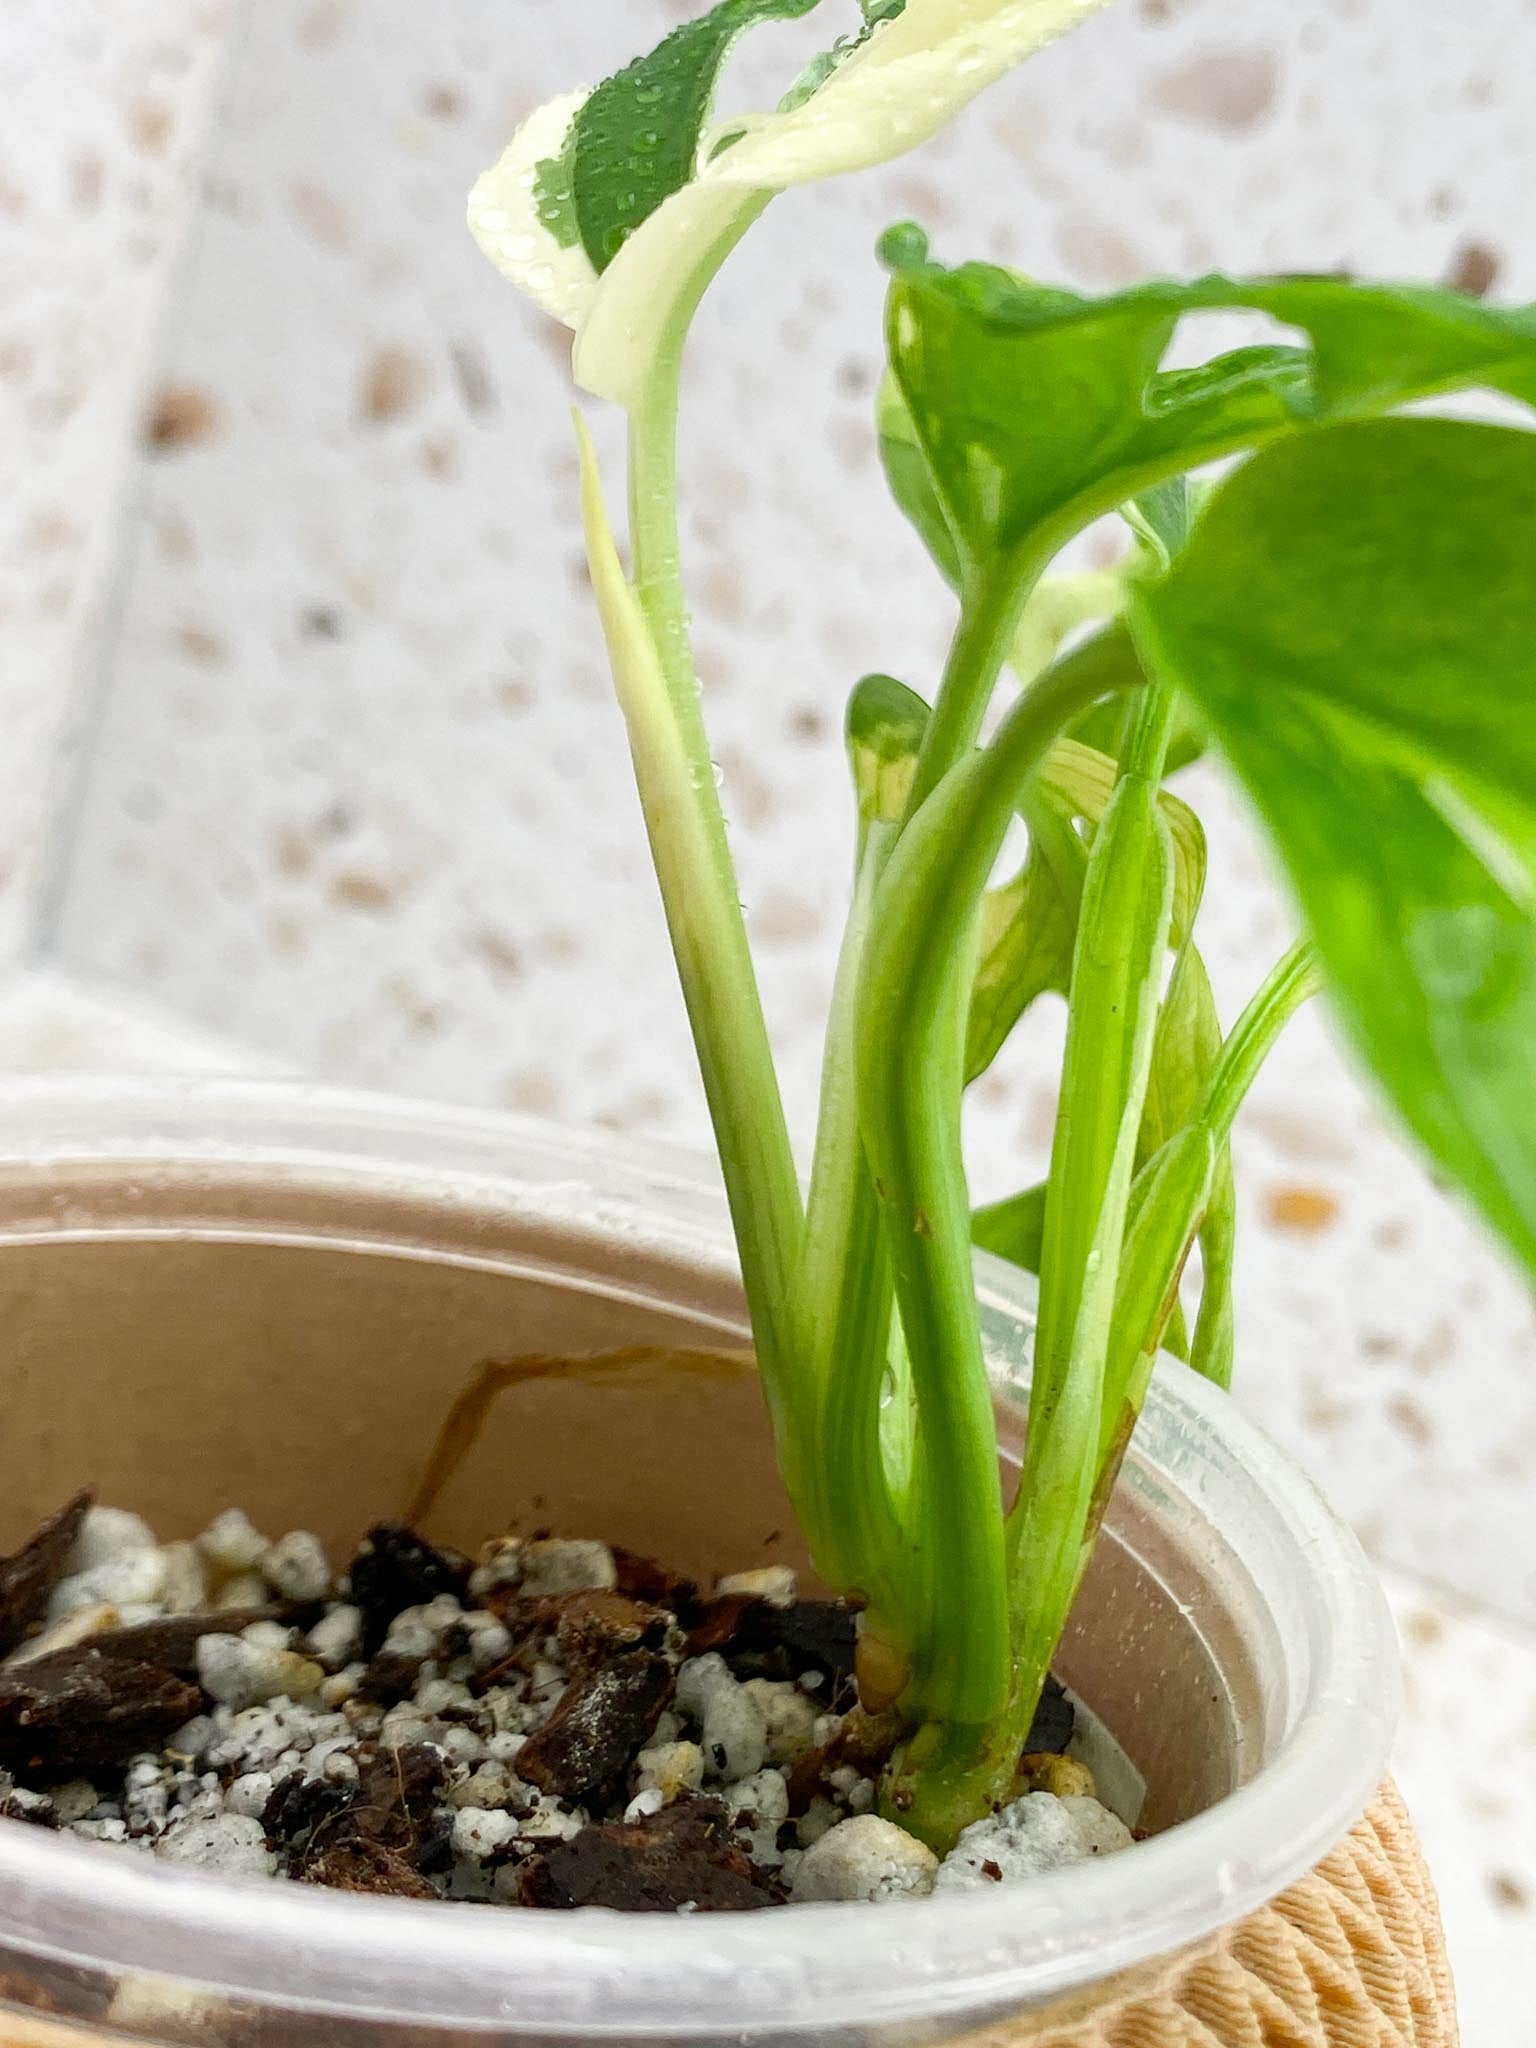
[470,0,1113,412]
[468,90,600,330]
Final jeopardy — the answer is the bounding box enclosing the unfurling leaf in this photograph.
[964,735,1204,1085]
[965,827,1078,1082]
[473,0,1118,414]
[565,0,826,274]
[847,672,930,830]
[468,92,603,329]
[1135,417,1536,1273]
[972,1180,1047,1272]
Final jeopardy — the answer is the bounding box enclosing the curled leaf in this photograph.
[468,92,601,330]
[847,672,931,830]
[474,0,1117,413]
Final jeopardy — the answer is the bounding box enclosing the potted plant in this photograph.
[463,0,1536,1870]
[3,0,1531,2036]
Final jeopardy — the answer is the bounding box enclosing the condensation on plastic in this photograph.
[0,1078,1399,2046]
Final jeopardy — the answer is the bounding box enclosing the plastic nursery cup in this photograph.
[0,1079,1398,2047]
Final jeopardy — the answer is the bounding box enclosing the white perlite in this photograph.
[159,1542,209,1615]
[155,1814,276,1878]
[65,1507,157,1576]
[3,1602,118,1666]
[215,1573,268,1610]
[934,1791,1131,1893]
[676,1653,767,1781]
[306,1604,363,1669]
[264,1531,330,1602]
[517,1538,616,1597]
[791,1815,939,1903]
[1062,1793,1135,1858]
[198,1510,270,1577]
[634,1739,705,1804]
[715,1566,797,1607]
[50,1780,99,1825]
[743,1678,819,1767]
[195,1635,323,1711]
[48,1547,167,1619]
[467,1537,523,1603]
[452,1806,521,1859]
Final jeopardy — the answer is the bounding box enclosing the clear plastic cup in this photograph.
[0,1078,1398,2045]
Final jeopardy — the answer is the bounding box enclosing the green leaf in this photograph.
[783,0,909,108]
[1100,1122,1215,1456]
[1189,1172,1235,1389]
[972,1180,1046,1270]
[847,672,930,830]
[963,731,1205,1085]
[532,139,581,251]
[563,0,826,274]
[1246,277,1536,415]
[1139,945,1232,1382]
[879,372,962,587]
[965,831,1077,1081]
[1008,572,1127,684]
[881,244,1305,571]
[1123,477,1194,569]
[879,247,1536,577]
[1037,738,1206,943]
[1134,417,1536,1272]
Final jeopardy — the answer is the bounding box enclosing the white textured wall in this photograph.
[0,0,236,959]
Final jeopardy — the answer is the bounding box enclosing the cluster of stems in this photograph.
[581,327,1315,1848]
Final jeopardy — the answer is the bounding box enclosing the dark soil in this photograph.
[0,1495,1080,1912]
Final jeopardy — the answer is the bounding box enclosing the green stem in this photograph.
[1021,685,1177,1513]
[798,563,1052,1637]
[626,363,698,704]
[1189,1160,1237,1389]
[1201,940,1321,1143]
[951,683,1175,1832]
[858,641,1136,1741]
[797,823,904,1604]
[905,555,1045,818]
[589,369,804,1466]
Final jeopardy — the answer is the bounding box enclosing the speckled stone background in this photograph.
[0,0,236,961]
[3,1,1536,2032]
